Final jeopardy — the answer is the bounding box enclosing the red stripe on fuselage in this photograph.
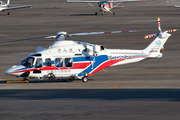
[87,56,147,76]
[88,59,120,76]
[101,4,111,9]
[11,62,91,74]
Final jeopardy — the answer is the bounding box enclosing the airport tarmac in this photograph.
[0,0,180,119]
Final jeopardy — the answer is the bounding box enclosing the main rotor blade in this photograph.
[45,35,57,39]
[70,30,137,36]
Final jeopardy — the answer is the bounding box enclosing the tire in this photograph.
[69,77,75,82]
[113,12,116,15]
[82,77,88,83]
[95,12,97,15]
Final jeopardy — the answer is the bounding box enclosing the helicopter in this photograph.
[4,17,177,83]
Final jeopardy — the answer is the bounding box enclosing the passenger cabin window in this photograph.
[65,58,73,68]
[46,58,51,66]
[35,58,42,68]
[55,58,63,68]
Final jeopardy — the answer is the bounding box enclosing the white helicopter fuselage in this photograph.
[4,17,176,82]
[5,40,147,79]
[4,33,169,81]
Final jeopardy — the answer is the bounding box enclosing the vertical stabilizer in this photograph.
[110,0,113,8]
[143,33,171,58]
[143,17,177,58]
[7,0,10,5]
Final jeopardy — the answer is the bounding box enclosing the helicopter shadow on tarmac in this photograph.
[0,88,180,101]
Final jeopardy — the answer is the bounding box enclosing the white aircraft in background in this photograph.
[67,0,144,15]
[174,5,180,7]
[0,0,32,15]
[4,18,177,83]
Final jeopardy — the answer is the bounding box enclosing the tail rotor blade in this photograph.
[165,29,177,33]
[158,17,161,32]
[144,33,157,39]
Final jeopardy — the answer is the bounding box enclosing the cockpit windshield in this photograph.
[1,1,5,5]
[19,57,34,68]
[100,1,108,5]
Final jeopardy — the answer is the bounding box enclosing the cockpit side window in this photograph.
[19,57,34,68]
[65,58,73,68]
[45,58,51,66]
[35,58,42,68]
[55,58,63,68]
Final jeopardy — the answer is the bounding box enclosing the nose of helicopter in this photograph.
[4,65,24,76]
[4,67,16,76]
[4,67,13,75]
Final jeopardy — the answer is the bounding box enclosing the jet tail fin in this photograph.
[7,0,10,5]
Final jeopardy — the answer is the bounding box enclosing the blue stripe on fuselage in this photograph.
[78,55,109,76]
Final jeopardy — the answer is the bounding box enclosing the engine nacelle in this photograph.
[93,45,101,53]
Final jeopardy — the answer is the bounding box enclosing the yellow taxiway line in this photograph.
[6,81,29,83]
[0,79,29,83]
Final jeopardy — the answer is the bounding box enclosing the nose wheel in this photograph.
[69,77,75,82]
[82,77,88,83]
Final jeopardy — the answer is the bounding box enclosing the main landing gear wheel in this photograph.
[7,12,10,15]
[82,77,88,83]
[69,77,75,82]
[48,73,55,81]
[95,12,97,15]
[102,12,104,16]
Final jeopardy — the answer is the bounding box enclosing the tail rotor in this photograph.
[144,17,177,39]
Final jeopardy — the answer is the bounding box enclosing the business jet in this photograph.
[0,0,32,15]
